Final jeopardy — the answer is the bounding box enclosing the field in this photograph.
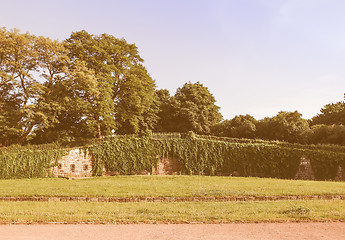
[0,176,344,223]
[0,200,344,223]
[0,176,345,198]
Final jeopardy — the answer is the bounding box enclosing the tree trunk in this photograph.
[97,115,102,139]
[18,123,34,144]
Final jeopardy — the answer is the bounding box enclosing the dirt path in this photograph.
[0,223,344,240]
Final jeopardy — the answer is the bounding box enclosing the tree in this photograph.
[257,111,310,143]
[169,82,222,134]
[115,64,156,134]
[0,80,22,146]
[30,60,100,145]
[153,89,175,132]
[311,95,345,126]
[212,115,257,138]
[0,28,41,145]
[309,124,345,145]
[65,30,155,136]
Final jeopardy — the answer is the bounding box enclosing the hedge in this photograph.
[1,133,344,180]
[0,148,67,179]
[87,133,345,180]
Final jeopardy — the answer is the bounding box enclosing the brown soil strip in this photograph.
[0,195,344,202]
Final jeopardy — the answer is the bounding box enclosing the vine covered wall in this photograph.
[0,148,67,179]
[87,133,345,180]
[1,133,345,180]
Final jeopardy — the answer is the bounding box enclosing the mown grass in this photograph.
[0,176,344,198]
[0,200,344,223]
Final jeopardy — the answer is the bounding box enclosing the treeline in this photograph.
[1,27,344,147]
[212,96,345,146]
[0,27,222,147]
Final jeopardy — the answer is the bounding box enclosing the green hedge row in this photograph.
[87,134,345,180]
[0,149,67,179]
[196,134,345,154]
[87,137,156,176]
[1,133,344,180]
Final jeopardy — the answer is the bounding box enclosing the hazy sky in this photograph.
[1,0,345,120]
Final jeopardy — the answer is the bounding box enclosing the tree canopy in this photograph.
[0,28,156,146]
[156,82,222,134]
[212,115,257,138]
[1,26,345,147]
[311,94,345,126]
[257,111,310,143]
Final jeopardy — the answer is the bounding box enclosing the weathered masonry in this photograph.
[51,148,92,178]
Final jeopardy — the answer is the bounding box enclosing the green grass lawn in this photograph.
[0,200,344,223]
[0,176,345,197]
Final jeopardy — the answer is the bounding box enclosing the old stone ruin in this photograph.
[51,148,93,178]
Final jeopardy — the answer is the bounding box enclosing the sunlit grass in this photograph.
[0,200,344,223]
[0,176,344,198]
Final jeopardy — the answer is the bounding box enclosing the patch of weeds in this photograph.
[136,208,151,214]
[281,206,311,216]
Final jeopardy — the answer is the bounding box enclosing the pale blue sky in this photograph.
[1,0,345,120]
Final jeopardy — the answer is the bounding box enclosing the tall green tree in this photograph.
[257,111,310,143]
[66,30,155,136]
[311,94,345,126]
[0,28,41,145]
[115,64,156,134]
[30,60,99,145]
[309,124,345,145]
[153,89,175,132]
[170,82,222,134]
[212,115,257,138]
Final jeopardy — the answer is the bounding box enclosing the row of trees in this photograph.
[0,28,222,146]
[212,95,345,145]
[0,28,158,146]
[1,27,344,147]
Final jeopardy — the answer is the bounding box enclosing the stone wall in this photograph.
[335,166,345,181]
[294,156,315,180]
[51,148,92,178]
[152,157,180,175]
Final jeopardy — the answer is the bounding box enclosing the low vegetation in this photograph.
[0,200,344,223]
[0,176,345,198]
[1,133,344,180]
[88,133,345,180]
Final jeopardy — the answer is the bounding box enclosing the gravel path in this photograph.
[0,223,344,240]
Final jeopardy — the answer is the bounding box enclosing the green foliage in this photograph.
[211,115,258,138]
[307,149,344,180]
[153,89,175,132]
[281,206,311,216]
[309,124,345,146]
[0,28,40,145]
[87,137,157,176]
[87,133,345,180]
[1,132,344,180]
[159,82,222,134]
[66,30,156,137]
[0,143,61,154]
[196,134,345,154]
[311,95,345,126]
[0,145,66,179]
[257,111,310,144]
[1,27,157,145]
